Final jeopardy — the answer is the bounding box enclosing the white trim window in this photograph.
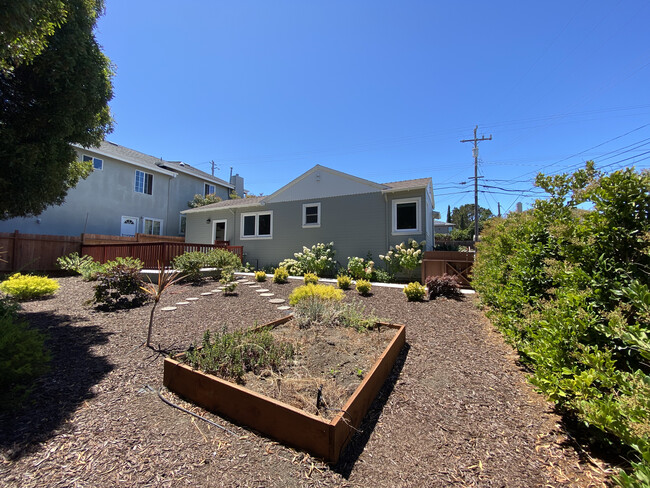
[392,197,421,234]
[204,183,216,196]
[143,217,163,235]
[179,214,186,235]
[83,154,103,170]
[135,170,153,195]
[302,202,321,228]
[241,211,273,239]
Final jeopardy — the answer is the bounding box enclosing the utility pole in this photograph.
[497,202,501,218]
[461,125,492,241]
[210,160,217,176]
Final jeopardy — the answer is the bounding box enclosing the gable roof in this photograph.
[183,164,433,214]
[74,141,231,186]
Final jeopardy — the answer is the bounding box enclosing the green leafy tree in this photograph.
[446,205,451,223]
[188,193,222,208]
[0,0,114,219]
[450,204,493,231]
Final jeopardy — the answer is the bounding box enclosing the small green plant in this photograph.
[355,279,372,296]
[337,274,352,290]
[0,273,59,300]
[425,274,461,299]
[303,272,318,285]
[372,268,394,283]
[0,313,50,411]
[347,256,374,280]
[206,248,242,270]
[293,297,378,330]
[184,327,294,384]
[140,263,183,348]
[93,257,148,309]
[356,368,364,379]
[273,266,289,284]
[171,251,208,282]
[56,252,97,278]
[288,283,344,306]
[403,282,426,302]
[220,268,238,295]
[254,270,267,282]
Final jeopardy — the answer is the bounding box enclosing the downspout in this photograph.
[384,193,390,255]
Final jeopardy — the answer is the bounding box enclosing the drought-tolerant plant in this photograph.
[254,271,267,282]
[293,298,378,331]
[0,273,59,300]
[184,327,294,384]
[425,274,461,299]
[303,272,318,285]
[288,283,344,306]
[220,268,238,295]
[403,282,426,302]
[56,252,103,281]
[355,279,372,296]
[206,248,242,270]
[273,267,289,284]
[337,274,352,290]
[140,263,183,348]
[0,313,50,411]
[171,251,207,282]
[278,242,336,277]
[347,256,374,280]
[472,163,650,485]
[379,239,425,280]
[373,268,394,283]
[93,257,148,309]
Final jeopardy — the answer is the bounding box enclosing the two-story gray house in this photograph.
[0,141,242,237]
[183,165,435,269]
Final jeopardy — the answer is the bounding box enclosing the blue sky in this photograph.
[96,1,650,218]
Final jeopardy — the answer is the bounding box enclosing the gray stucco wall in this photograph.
[185,189,430,270]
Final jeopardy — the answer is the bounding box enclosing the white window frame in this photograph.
[134,170,153,195]
[302,202,321,228]
[179,214,186,236]
[143,217,163,235]
[240,211,273,239]
[83,154,103,170]
[204,183,216,196]
[392,197,421,235]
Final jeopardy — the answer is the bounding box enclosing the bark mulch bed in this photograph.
[0,276,614,487]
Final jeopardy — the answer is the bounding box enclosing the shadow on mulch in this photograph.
[0,311,113,461]
[333,342,410,478]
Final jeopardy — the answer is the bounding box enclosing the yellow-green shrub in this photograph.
[303,273,318,285]
[273,267,289,284]
[254,271,267,282]
[288,284,344,306]
[403,282,426,301]
[355,279,372,295]
[0,273,59,300]
[337,274,352,290]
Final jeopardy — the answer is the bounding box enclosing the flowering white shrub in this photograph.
[278,242,336,277]
[379,240,426,279]
[347,256,374,280]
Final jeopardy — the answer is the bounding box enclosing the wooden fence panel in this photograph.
[0,231,82,272]
[421,251,475,288]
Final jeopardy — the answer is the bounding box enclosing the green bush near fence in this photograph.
[472,163,650,487]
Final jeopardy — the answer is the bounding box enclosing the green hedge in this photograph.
[472,163,650,486]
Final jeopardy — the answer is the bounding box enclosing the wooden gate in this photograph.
[420,251,475,288]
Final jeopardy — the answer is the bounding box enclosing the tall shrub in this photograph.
[473,163,650,486]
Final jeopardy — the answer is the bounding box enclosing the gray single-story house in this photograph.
[183,165,435,270]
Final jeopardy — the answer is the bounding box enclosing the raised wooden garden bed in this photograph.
[163,315,406,462]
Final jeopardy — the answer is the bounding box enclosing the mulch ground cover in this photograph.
[0,276,614,487]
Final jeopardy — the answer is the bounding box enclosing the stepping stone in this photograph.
[211,289,222,293]
[200,292,214,296]
[255,289,270,293]
[260,292,274,297]
[249,284,261,288]
[160,306,177,311]
[176,301,190,305]
[185,297,200,301]
[268,298,285,304]
[247,282,262,285]
[237,279,251,283]
[277,306,291,311]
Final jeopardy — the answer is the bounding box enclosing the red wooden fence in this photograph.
[0,231,82,272]
[81,242,244,269]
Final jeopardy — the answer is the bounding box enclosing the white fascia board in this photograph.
[160,164,234,188]
[181,202,264,214]
[72,144,178,177]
